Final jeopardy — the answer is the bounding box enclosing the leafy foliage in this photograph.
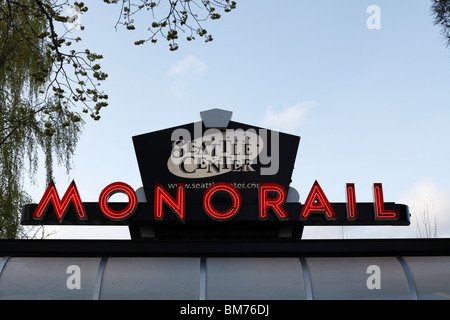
[0,0,108,238]
[103,0,237,51]
[0,0,237,238]
[432,0,450,47]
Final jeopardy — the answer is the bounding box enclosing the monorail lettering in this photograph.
[21,180,410,225]
[20,112,410,229]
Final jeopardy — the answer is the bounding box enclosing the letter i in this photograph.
[346,183,357,220]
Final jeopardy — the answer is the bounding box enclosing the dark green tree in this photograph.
[0,0,236,238]
[0,0,104,238]
[432,0,450,47]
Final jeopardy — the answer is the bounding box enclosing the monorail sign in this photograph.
[21,109,409,239]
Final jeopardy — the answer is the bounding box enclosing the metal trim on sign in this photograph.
[93,256,108,300]
[299,257,313,300]
[0,256,10,279]
[397,256,419,300]
[199,257,206,300]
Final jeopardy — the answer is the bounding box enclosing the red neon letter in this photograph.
[259,183,288,220]
[373,183,399,220]
[346,183,357,220]
[300,181,336,221]
[203,183,241,221]
[99,182,138,221]
[32,180,86,222]
[154,182,185,222]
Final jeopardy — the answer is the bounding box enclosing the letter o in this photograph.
[203,183,241,221]
[99,182,138,220]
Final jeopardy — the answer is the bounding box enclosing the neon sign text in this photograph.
[31,180,399,223]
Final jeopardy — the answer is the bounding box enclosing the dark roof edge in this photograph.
[0,238,449,257]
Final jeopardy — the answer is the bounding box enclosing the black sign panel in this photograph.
[20,110,410,240]
[132,120,300,206]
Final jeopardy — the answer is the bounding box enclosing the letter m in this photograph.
[32,180,87,222]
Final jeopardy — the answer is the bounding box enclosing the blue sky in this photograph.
[25,1,450,239]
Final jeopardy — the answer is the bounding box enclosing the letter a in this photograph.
[300,181,336,221]
[66,265,81,290]
[366,265,381,290]
[366,5,381,30]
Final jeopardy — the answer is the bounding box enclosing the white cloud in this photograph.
[261,101,317,130]
[167,55,208,76]
[167,56,208,99]
[399,177,450,238]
